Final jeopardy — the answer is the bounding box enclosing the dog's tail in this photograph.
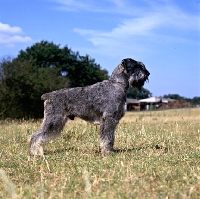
[41,93,51,101]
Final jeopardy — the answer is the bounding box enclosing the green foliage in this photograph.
[163,94,200,105]
[17,40,109,87]
[191,96,200,105]
[127,87,152,99]
[0,41,109,119]
[0,57,69,119]
[163,94,184,100]
[17,41,65,68]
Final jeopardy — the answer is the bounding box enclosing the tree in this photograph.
[0,57,69,119]
[17,41,109,87]
[163,94,184,100]
[191,97,200,105]
[162,94,200,106]
[0,41,109,119]
[127,87,152,99]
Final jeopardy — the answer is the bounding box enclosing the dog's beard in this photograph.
[128,70,149,90]
[129,76,145,90]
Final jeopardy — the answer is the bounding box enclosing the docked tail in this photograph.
[41,93,51,100]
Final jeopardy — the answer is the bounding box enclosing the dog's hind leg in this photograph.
[29,100,67,155]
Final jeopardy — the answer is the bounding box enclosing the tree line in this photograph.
[1,41,198,119]
[0,41,109,119]
[162,94,200,106]
[0,41,151,119]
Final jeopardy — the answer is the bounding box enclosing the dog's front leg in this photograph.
[100,113,118,155]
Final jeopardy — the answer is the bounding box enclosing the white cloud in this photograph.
[50,0,199,60]
[52,0,107,12]
[74,15,160,43]
[108,0,125,8]
[0,35,32,44]
[72,0,200,58]
[51,0,140,14]
[0,22,22,34]
[0,22,32,47]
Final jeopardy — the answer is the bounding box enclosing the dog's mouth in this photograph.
[130,79,145,90]
[129,70,150,90]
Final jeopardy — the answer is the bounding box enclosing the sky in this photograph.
[0,0,199,98]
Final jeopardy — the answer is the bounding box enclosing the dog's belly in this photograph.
[67,113,100,124]
[64,83,126,124]
[82,117,101,125]
[66,100,125,124]
[79,114,101,125]
[93,120,100,125]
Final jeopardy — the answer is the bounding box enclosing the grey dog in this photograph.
[29,58,150,155]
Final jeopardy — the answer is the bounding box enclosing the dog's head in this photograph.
[122,58,150,90]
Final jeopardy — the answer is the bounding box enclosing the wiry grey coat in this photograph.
[29,58,150,155]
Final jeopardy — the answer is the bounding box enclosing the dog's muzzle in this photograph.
[129,68,150,90]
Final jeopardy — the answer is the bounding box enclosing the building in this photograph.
[126,97,176,111]
[125,98,140,111]
[139,97,175,110]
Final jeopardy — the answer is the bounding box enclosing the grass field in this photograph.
[0,108,200,198]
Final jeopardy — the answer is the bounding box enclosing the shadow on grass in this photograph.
[45,144,169,155]
[114,145,169,153]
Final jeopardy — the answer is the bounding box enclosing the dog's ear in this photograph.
[121,59,126,65]
[118,64,125,73]
[122,58,137,75]
[120,59,129,74]
[117,59,126,73]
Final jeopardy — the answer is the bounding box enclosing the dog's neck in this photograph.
[109,64,129,90]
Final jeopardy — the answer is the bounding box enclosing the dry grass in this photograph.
[0,108,200,198]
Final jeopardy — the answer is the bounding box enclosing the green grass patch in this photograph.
[0,108,200,198]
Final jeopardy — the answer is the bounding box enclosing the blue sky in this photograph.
[0,0,199,98]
